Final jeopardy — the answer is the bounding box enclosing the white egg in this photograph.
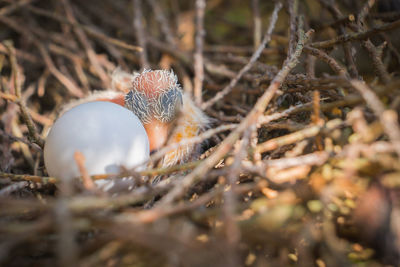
[44,101,150,184]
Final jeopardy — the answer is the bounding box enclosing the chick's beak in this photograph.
[143,118,169,152]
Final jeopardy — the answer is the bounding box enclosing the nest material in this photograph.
[1,0,400,266]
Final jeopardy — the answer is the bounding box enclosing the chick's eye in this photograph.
[125,90,152,124]
[153,87,183,123]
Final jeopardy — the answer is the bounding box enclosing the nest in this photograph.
[1,0,400,266]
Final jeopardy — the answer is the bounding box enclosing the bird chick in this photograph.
[124,69,209,166]
[62,68,208,167]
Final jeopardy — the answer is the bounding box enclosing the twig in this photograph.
[264,150,329,169]
[312,90,321,123]
[0,159,202,186]
[148,0,177,46]
[252,0,261,49]
[243,151,329,174]
[310,19,400,49]
[222,128,251,267]
[255,119,343,154]
[363,39,391,84]
[0,92,18,101]
[133,0,149,69]
[73,151,95,191]
[201,1,283,110]
[0,128,42,150]
[0,43,41,63]
[4,41,45,149]
[56,157,77,267]
[0,0,34,16]
[258,105,301,125]
[0,172,58,184]
[306,53,316,78]
[193,0,206,105]
[303,46,349,78]
[312,90,323,150]
[0,181,29,197]
[350,80,400,157]
[357,0,376,25]
[287,0,299,58]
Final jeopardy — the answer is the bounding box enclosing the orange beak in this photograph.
[143,118,169,152]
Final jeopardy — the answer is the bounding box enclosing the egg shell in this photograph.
[44,101,149,180]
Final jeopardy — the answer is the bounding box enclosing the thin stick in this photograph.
[287,0,298,58]
[222,128,251,267]
[255,119,342,154]
[133,0,149,69]
[0,172,58,184]
[4,41,45,149]
[0,0,34,16]
[148,0,177,46]
[350,80,400,157]
[303,46,348,78]
[74,151,95,190]
[193,0,205,105]
[310,19,400,49]
[252,0,261,50]
[363,39,391,84]
[0,181,29,197]
[357,0,376,25]
[0,159,202,185]
[312,90,323,150]
[56,159,77,267]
